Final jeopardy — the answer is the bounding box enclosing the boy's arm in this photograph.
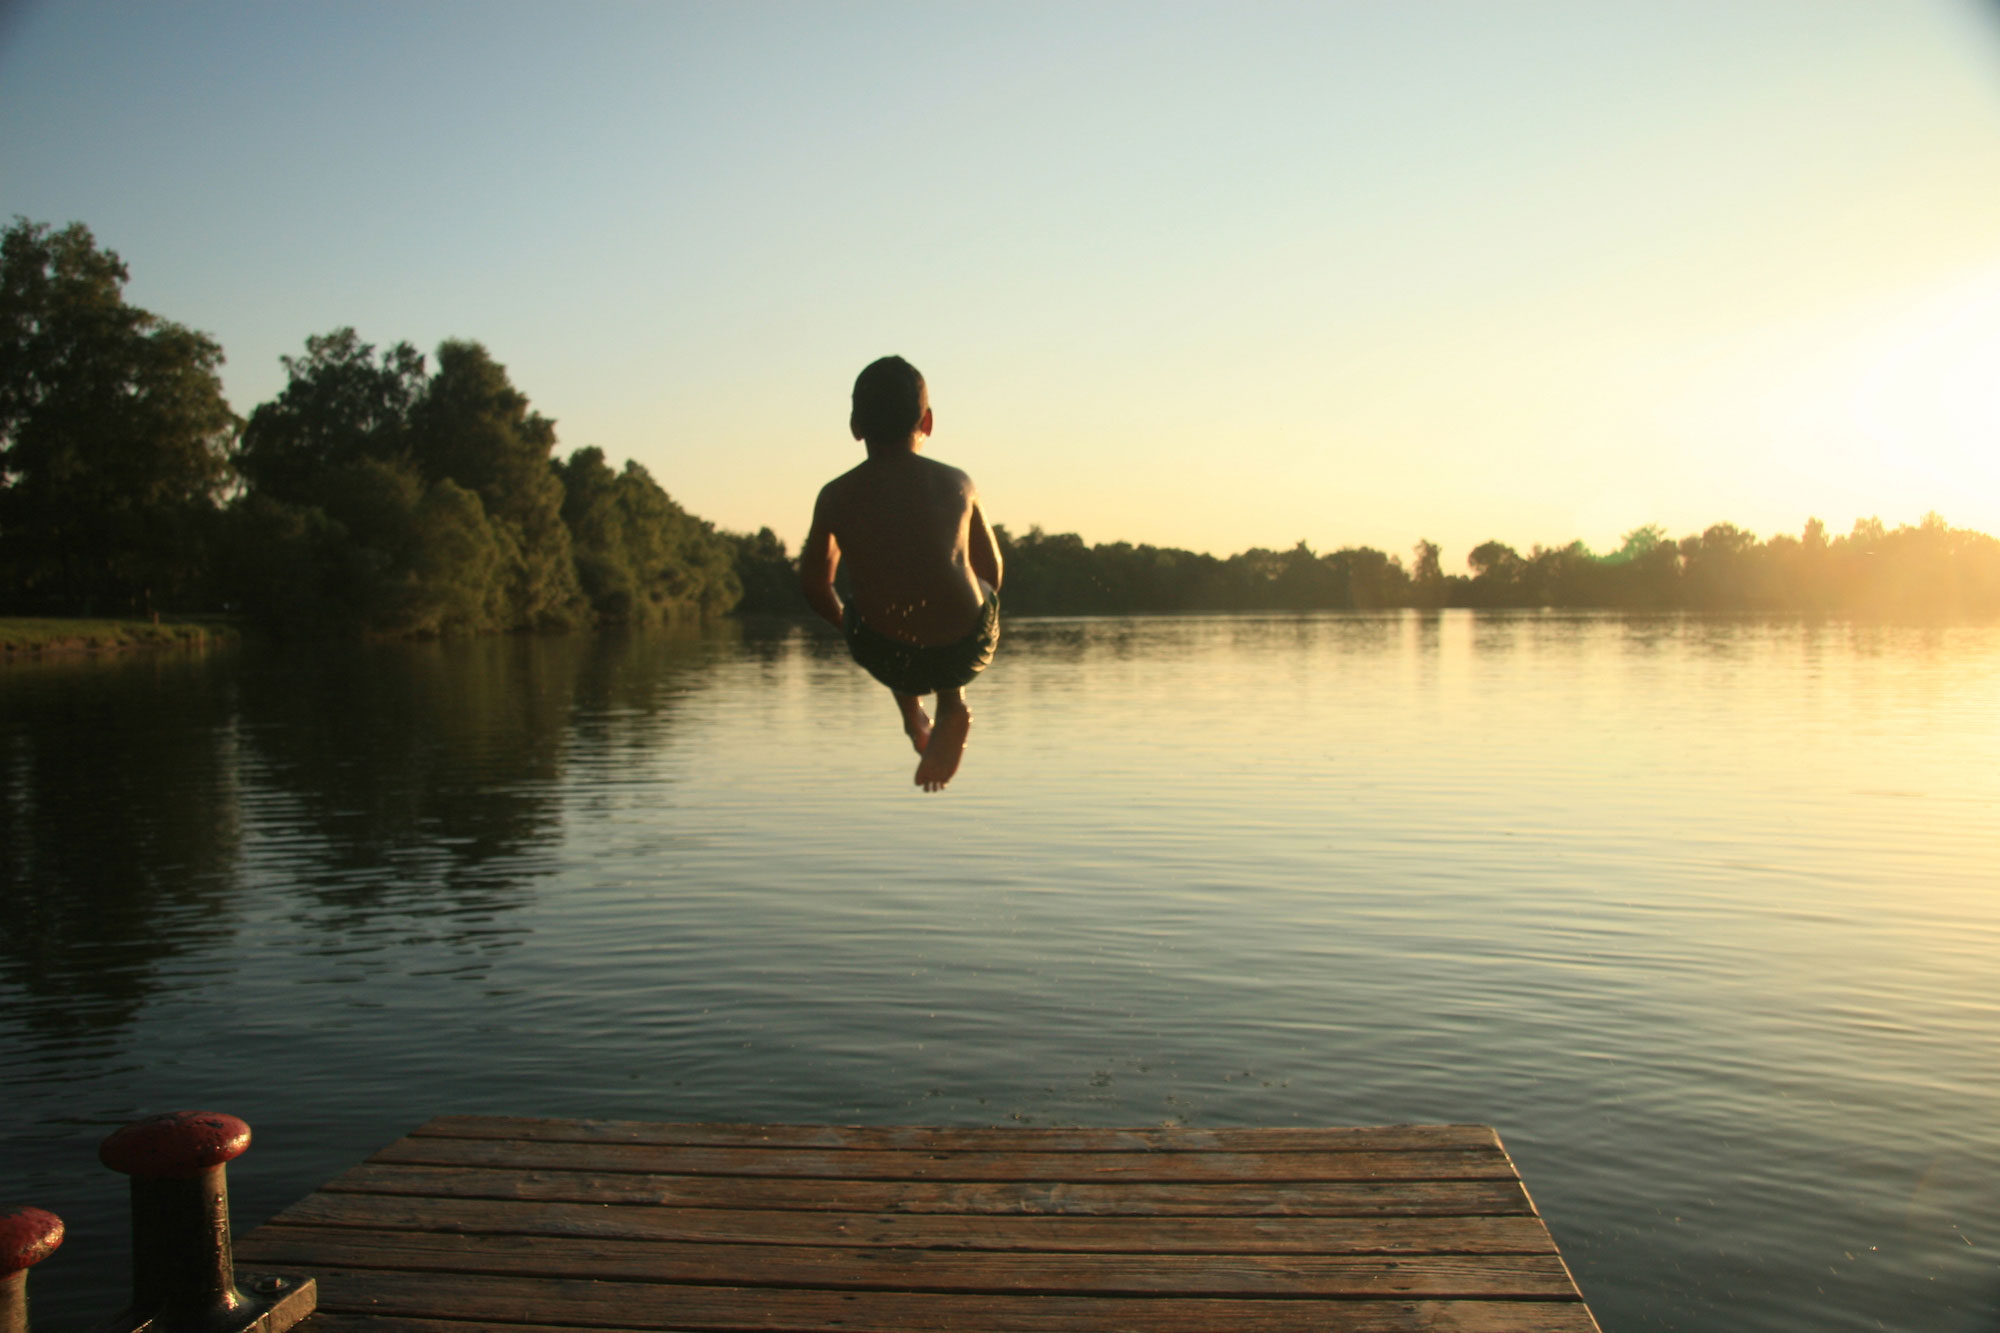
[799,486,845,631]
[969,500,1003,592]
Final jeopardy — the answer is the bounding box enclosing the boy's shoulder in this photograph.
[824,453,973,497]
[810,461,869,525]
[814,460,870,508]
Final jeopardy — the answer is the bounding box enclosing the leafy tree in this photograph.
[235,330,610,635]
[1325,546,1406,609]
[996,526,1098,613]
[237,327,425,504]
[409,477,508,631]
[555,445,633,617]
[727,526,798,615]
[1463,540,1521,603]
[1270,541,1339,609]
[227,457,505,637]
[1409,539,1445,608]
[555,446,739,623]
[1599,525,1679,609]
[1680,522,1759,609]
[1609,524,1669,561]
[1466,540,1522,578]
[0,218,237,613]
[414,341,585,630]
[233,330,499,635]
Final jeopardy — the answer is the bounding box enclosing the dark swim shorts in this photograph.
[844,594,1000,697]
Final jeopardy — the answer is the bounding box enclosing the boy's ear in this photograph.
[850,409,864,441]
[918,406,934,437]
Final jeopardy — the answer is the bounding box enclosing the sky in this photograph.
[4,0,2000,566]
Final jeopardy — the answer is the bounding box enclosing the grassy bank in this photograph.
[0,616,242,656]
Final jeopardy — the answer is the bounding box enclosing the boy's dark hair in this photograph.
[851,356,928,447]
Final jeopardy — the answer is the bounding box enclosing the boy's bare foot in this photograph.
[914,693,970,792]
[894,693,932,755]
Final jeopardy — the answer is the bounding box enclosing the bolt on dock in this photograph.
[235,1115,1599,1331]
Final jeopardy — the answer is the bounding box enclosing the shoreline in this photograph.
[0,616,243,658]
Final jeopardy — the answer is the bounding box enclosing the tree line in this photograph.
[982,518,2000,618]
[5,217,1994,631]
[1,217,776,634]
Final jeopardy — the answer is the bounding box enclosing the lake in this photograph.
[3,611,1997,1331]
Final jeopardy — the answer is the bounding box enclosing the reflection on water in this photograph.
[3,612,1998,1333]
[235,637,574,982]
[3,631,724,1038]
[2,653,243,1047]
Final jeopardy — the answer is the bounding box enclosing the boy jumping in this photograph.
[800,356,1002,792]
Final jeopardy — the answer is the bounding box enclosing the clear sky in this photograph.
[5,1,1999,566]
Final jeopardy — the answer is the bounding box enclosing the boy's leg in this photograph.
[893,691,932,756]
[914,687,971,792]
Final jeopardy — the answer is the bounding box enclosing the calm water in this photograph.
[3,612,1997,1331]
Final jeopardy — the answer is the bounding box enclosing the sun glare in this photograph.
[1664,260,2000,542]
[1848,264,2000,504]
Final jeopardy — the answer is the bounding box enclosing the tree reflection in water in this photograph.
[236,637,565,967]
[0,628,719,1045]
[1,652,244,1048]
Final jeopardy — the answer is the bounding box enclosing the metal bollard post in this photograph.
[96,1111,315,1333]
[0,1207,63,1333]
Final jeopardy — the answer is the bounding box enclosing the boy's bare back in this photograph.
[809,452,995,646]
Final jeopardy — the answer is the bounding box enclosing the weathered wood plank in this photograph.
[370,1138,1517,1183]
[317,1162,1537,1216]
[410,1116,1501,1155]
[238,1225,1581,1299]
[286,1268,1600,1331]
[271,1192,1559,1254]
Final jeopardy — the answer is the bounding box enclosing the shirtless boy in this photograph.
[800,356,1002,792]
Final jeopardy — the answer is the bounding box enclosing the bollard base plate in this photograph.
[97,1273,316,1333]
[237,1274,317,1333]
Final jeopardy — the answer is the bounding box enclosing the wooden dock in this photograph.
[237,1115,1599,1331]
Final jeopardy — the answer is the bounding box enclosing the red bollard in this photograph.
[97,1112,315,1333]
[0,1207,63,1333]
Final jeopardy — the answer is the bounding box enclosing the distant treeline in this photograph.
[5,217,1995,632]
[0,218,774,634]
[968,519,2000,617]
